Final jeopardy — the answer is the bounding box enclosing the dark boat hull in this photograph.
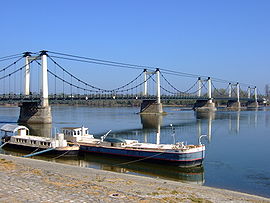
[2,143,78,157]
[80,145,205,167]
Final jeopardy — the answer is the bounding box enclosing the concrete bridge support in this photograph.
[246,101,259,108]
[227,100,241,109]
[194,77,216,112]
[18,101,52,124]
[193,99,216,112]
[18,51,52,124]
[140,99,164,114]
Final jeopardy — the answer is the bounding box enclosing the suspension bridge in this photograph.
[0,50,263,123]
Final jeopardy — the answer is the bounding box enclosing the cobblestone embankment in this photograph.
[0,154,269,203]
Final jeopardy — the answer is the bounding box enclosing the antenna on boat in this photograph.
[100,130,112,142]
[54,127,57,139]
[170,124,176,144]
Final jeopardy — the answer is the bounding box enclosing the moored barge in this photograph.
[0,124,79,156]
[62,126,205,167]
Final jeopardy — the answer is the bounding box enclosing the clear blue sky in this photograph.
[0,0,270,93]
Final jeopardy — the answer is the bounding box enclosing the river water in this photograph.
[0,106,270,198]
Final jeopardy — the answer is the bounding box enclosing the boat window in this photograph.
[85,130,88,134]
[74,131,76,135]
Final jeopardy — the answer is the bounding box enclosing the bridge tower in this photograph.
[24,52,31,95]
[193,77,217,112]
[18,50,52,124]
[143,69,148,96]
[197,77,202,97]
[227,82,241,110]
[246,86,259,108]
[140,68,164,114]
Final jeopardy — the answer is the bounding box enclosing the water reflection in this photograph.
[1,107,270,196]
[140,114,163,129]
[79,153,205,184]
[195,112,215,143]
[1,146,205,184]
[140,114,163,145]
[24,123,53,138]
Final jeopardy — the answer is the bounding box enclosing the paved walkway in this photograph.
[0,154,269,203]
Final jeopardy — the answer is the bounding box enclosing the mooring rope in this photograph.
[53,150,72,159]
[112,151,166,166]
[0,142,7,148]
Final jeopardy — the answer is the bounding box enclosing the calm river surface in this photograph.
[0,106,270,197]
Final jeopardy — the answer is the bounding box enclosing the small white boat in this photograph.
[0,124,79,156]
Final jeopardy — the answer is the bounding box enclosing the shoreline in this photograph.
[0,154,269,202]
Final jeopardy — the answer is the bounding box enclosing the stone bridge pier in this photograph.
[227,99,241,109]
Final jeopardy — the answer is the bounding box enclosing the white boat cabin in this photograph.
[0,124,29,137]
[62,126,94,142]
[1,124,69,149]
[9,133,68,149]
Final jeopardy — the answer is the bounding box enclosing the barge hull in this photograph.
[80,145,204,167]
[2,143,78,157]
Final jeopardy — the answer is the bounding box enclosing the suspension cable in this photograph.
[0,56,24,73]
[48,55,145,92]
[34,59,123,93]
[0,55,23,63]
[48,51,151,70]
[211,82,230,96]
[0,61,32,81]
[160,71,198,94]
[49,55,151,71]
[0,53,23,60]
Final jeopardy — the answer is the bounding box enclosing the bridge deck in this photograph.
[0,94,262,103]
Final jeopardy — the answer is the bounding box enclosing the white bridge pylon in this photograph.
[21,50,258,105]
[23,50,49,107]
[143,68,161,104]
[197,77,257,102]
[197,77,213,100]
